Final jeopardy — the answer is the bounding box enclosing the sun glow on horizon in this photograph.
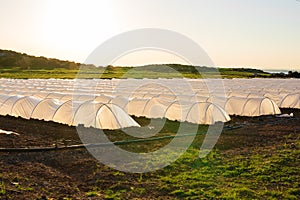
[41,0,118,62]
[111,49,190,67]
[0,0,299,70]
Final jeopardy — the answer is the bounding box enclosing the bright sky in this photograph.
[0,0,299,70]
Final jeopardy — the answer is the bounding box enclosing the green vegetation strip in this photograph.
[2,49,300,79]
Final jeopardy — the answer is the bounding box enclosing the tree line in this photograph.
[0,49,95,70]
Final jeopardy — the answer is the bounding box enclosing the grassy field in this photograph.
[0,66,271,79]
[92,117,300,199]
[0,113,299,199]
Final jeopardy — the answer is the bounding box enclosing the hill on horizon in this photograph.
[0,49,270,74]
[0,49,95,70]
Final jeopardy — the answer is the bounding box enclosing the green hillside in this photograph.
[0,49,294,79]
[0,49,87,70]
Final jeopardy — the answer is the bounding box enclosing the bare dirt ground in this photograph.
[0,109,299,199]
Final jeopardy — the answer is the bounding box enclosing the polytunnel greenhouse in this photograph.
[224,97,281,116]
[279,94,300,109]
[123,97,230,124]
[0,78,299,130]
[0,94,140,130]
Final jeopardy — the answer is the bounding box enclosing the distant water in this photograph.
[263,69,290,74]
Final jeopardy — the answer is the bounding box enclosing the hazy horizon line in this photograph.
[1,48,298,72]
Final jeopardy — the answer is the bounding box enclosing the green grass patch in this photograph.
[0,65,272,79]
[90,131,298,199]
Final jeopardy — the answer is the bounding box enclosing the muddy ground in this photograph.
[0,109,299,199]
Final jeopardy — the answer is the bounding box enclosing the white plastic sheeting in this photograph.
[73,102,139,129]
[224,97,281,116]
[279,94,300,109]
[0,78,299,125]
[0,94,140,130]
[31,99,62,121]
[124,98,230,124]
[165,101,230,124]
[52,100,81,125]
[0,94,230,126]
